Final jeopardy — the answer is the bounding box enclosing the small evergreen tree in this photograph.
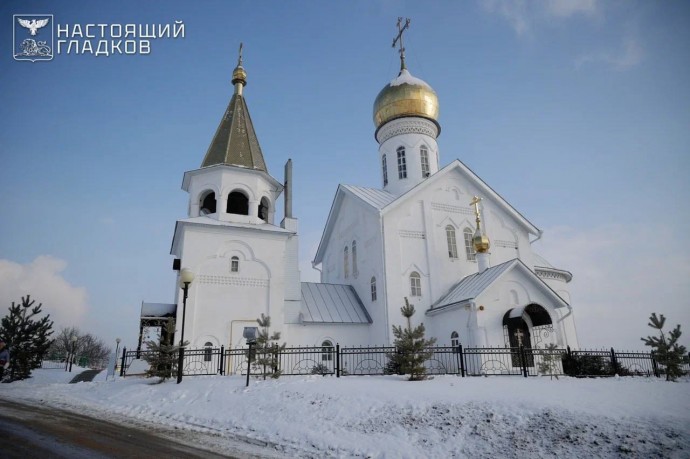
[254,314,286,379]
[142,320,186,383]
[388,298,437,381]
[537,343,563,380]
[642,313,687,381]
[0,295,53,381]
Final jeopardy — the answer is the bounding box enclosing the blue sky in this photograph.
[1,0,689,350]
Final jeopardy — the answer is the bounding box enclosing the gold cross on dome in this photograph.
[470,196,482,219]
[392,17,411,70]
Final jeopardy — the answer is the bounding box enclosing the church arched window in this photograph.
[370,276,377,302]
[231,256,239,273]
[464,228,476,261]
[446,225,458,259]
[397,146,407,179]
[199,190,216,215]
[321,340,333,362]
[352,240,358,277]
[344,246,349,279]
[451,331,459,348]
[409,272,421,297]
[382,154,388,186]
[420,146,430,177]
[227,190,249,215]
[258,197,270,222]
[204,342,213,362]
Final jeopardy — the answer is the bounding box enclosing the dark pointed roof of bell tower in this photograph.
[201,45,267,172]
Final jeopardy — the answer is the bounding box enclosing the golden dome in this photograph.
[473,231,490,254]
[232,65,247,86]
[373,69,439,131]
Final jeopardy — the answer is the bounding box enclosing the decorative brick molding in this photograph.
[377,118,438,144]
[197,274,269,288]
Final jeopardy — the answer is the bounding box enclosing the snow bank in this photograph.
[2,372,688,458]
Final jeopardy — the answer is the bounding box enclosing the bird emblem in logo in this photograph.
[17,18,50,36]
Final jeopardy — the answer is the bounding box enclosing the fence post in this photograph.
[459,343,465,378]
[219,345,225,376]
[246,342,253,387]
[567,345,572,358]
[520,345,528,378]
[610,347,618,375]
[119,347,126,377]
[336,343,340,378]
[651,350,659,378]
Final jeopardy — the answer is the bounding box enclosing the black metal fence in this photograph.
[119,344,690,379]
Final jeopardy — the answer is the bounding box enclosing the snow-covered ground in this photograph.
[2,369,689,458]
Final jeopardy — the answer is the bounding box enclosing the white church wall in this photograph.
[286,323,372,347]
[174,225,290,348]
[426,306,472,347]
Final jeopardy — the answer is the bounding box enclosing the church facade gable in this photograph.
[425,259,577,349]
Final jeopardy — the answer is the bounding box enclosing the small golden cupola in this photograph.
[470,196,491,254]
[372,19,439,134]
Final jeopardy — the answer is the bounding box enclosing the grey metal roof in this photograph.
[431,259,517,310]
[300,282,372,324]
[201,93,267,172]
[341,185,397,210]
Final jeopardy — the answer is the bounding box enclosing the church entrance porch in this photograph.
[502,304,556,368]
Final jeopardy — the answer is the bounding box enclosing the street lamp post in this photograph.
[114,338,121,375]
[177,268,195,384]
[69,335,78,372]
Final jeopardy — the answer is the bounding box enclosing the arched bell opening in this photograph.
[199,190,217,215]
[227,190,249,215]
[258,196,270,222]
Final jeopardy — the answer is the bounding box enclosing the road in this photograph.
[0,399,237,458]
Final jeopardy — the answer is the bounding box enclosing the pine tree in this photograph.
[388,298,437,381]
[142,320,186,383]
[537,343,563,380]
[0,295,54,381]
[254,314,285,379]
[642,313,687,381]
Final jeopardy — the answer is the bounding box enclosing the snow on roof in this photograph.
[532,252,554,268]
[389,69,432,89]
[430,260,516,310]
[140,302,176,317]
[341,185,397,210]
[300,282,372,324]
[177,216,294,233]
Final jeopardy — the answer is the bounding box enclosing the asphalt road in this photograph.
[0,399,236,458]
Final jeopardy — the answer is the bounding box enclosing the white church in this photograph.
[139,34,579,356]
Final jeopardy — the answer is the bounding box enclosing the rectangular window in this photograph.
[421,147,430,177]
[397,148,407,179]
[382,155,388,186]
[464,230,476,262]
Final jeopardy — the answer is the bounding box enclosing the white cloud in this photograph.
[575,37,644,70]
[481,0,599,36]
[0,256,90,331]
[534,224,690,350]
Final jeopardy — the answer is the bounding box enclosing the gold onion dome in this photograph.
[373,68,439,131]
[473,231,490,254]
